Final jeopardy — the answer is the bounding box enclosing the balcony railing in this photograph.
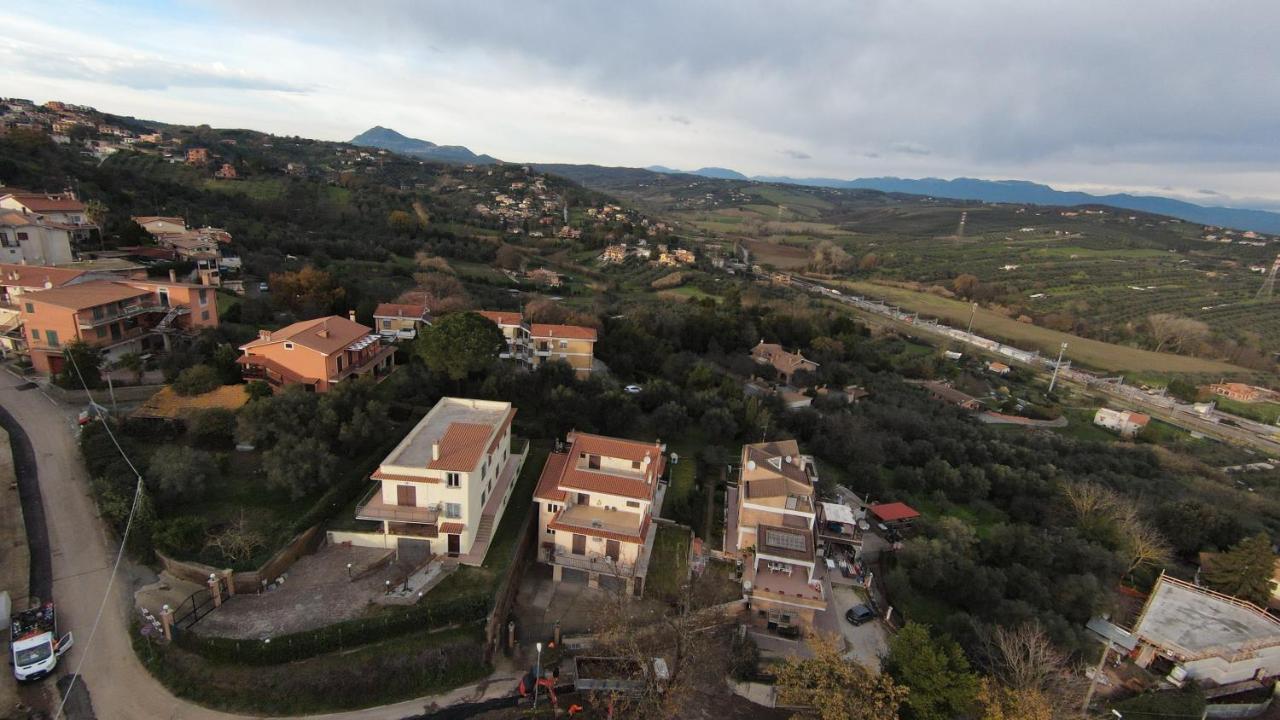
[77,303,167,329]
[355,483,441,524]
[551,548,637,577]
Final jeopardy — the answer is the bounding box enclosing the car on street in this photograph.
[624,384,643,394]
[845,604,876,626]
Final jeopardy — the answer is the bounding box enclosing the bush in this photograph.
[186,408,236,449]
[172,364,223,396]
[149,446,213,503]
[153,516,209,557]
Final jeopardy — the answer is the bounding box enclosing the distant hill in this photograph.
[652,167,1280,234]
[349,126,497,164]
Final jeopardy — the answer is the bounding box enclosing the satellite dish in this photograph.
[746,460,756,471]
[784,455,793,464]
[671,453,680,464]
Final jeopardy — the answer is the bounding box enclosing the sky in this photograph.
[6,0,1280,210]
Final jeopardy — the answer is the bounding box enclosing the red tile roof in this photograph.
[0,263,85,289]
[870,502,920,523]
[426,422,495,472]
[477,310,523,326]
[533,452,570,501]
[239,315,372,356]
[531,323,597,341]
[374,303,427,319]
[439,522,465,535]
[4,193,87,213]
[23,280,151,310]
[371,469,438,484]
[551,432,666,500]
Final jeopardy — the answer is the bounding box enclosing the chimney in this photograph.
[258,329,270,340]
[431,443,440,462]
[348,310,357,323]
[168,268,177,283]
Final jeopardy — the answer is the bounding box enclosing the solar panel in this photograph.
[764,529,806,552]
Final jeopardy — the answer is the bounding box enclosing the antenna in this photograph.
[1256,254,1280,300]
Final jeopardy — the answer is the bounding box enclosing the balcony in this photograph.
[77,303,166,329]
[551,547,638,577]
[554,504,645,539]
[355,484,441,524]
[744,559,826,609]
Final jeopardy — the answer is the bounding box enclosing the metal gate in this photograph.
[173,587,217,630]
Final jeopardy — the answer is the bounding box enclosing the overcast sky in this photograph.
[6,0,1280,209]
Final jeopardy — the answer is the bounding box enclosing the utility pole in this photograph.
[1049,342,1068,394]
[966,302,977,337]
[1080,644,1112,716]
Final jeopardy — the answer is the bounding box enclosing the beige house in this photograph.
[727,440,826,629]
[751,341,819,385]
[478,311,598,379]
[0,211,75,266]
[349,397,526,565]
[373,302,431,341]
[236,314,395,393]
[534,432,666,596]
[0,190,96,243]
[1094,408,1150,438]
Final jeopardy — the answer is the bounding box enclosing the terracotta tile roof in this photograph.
[477,310,523,327]
[0,263,85,289]
[549,513,650,543]
[4,193,87,213]
[551,432,666,500]
[239,315,373,356]
[531,323,597,341]
[0,212,40,227]
[373,303,427,319]
[371,469,438,484]
[427,422,494,472]
[131,216,185,226]
[870,502,920,523]
[487,408,516,454]
[752,341,819,373]
[439,522,465,535]
[23,280,151,310]
[533,452,569,501]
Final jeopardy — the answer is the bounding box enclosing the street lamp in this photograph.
[533,642,543,712]
[966,302,977,337]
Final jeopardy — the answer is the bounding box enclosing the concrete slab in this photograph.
[1136,576,1280,656]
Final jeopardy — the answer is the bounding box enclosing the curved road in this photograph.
[0,372,517,719]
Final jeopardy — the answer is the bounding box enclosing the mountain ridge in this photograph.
[349,126,497,164]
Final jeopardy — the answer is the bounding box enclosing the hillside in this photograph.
[350,126,498,164]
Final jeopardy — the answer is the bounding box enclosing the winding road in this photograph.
[0,372,517,719]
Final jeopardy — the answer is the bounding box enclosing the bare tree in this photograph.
[1116,508,1174,578]
[204,512,266,565]
[1147,313,1210,353]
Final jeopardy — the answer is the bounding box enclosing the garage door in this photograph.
[560,567,588,585]
[599,575,626,593]
[397,538,432,565]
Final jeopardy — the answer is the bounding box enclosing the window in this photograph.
[572,534,586,555]
[92,306,104,320]
[0,232,10,247]
[30,329,39,340]
[559,340,568,349]
[24,303,33,314]
[336,356,344,371]
[284,342,294,350]
[631,460,641,470]
[446,473,461,488]
[546,527,555,535]
[481,490,487,506]
[16,232,28,242]
[95,327,106,339]
[45,330,59,347]
[198,289,208,306]
[626,501,640,509]
[444,502,462,519]
[588,455,601,470]
[382,319,391,329]
[577,493,589,505]
[201,310,209,321]
[546,503,559,513]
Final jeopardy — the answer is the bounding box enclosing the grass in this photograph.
[647,524,692,602]
[136,623,489,715]
[215,290,241,317]
[658,285,720,303]
[1053,407,1123,443]
[830,279,1250,375]
[1216,397,1280,425]
[662,436,700,523]
[203,177,285,201]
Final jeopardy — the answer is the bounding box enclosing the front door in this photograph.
[572,534,586,555]
[447,534,460,555]
[396,484,416,506]
[605,539,620,561]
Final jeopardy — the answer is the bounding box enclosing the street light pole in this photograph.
[1049,342,1068,394]
[533,641,543,712]
[966,302,977,337]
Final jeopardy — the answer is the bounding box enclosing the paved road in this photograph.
[0,400,53,605]
[0,372,519,719]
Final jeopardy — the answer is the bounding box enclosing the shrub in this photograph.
[149,445,213,503]
[153,516,208,557]
[172,365,223,396]
[186,408,237,449]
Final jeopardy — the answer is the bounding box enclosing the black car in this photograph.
[845,604,876,626]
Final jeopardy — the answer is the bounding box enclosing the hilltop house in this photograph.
[1094,408,1150,438]
[915,380,981,411]
[350,397,526,564]
[1209,383,1276,403]
[0,190,96,243]
[727,439,827,629]
[751,341,819,385]
[373,303,431,341]
[20,278,218,373]
[534,432,666,596]
[236,314,395,393]
[478,311,598,379]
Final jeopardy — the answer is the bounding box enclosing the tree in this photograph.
[186,408,237,449]
[116,351,145,384]
[172,364,223,396]
[269,266,345,316]
[777,634,908,720]
[809,240,854,273]
[985,622,1084,715]
[148,446,211,503]
[1204,532,1276,606]
[886,622,980,720]
[205,511,266,565]
[414,311,506,381]
[263,435,337,499]
[1147,313,1210,353]
[1113,504,1173,579]
[54,341,103,389]
[953,274,981,300]
[976,679,1053,720]
[699,407,738,443]
[387,209,418,233]
[495,244,523,271]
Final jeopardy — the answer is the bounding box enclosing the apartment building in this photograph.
[534,432,666,596]
[237,314,395,393]
[478,310,598,379]
[0,190,96,243]
[373,303,431,341]
[728,440,827,629]
[0,211,75,266]
[352,397,526,565]
[20,279,218,373]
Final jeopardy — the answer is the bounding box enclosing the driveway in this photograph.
[824,584,889,670]
[0,371,519,720]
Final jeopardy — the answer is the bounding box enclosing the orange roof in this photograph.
[533,452,570,502]
[23,280,151,310]
[427,422,496,472]
[132,216,185,226]
[4,193,87,212]
[531,323,597,341]
[551,432,665,500]
[1127,412,1151,426]
[374,303,427,319]
[478,310,523,327]
[0,212,41,227]
[439,522,465,535]
[371,469,438,484]
[240,315,372,356]
[0,263,85,289]
[870,502,920,522]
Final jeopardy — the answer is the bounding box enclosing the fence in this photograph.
[155,523,324,595]
[44,382,165,405]
[483,506,536,661]
[172,586,218,630]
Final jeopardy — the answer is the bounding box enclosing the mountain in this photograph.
[652,167,1280,234]
[646,165,748,181]
[349,126,497,164]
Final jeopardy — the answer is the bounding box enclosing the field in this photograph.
[827,279,1251,375]
[1215,397,1280,425]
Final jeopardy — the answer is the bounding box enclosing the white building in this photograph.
[1093,408,1150,438]
[0,212,74,266]
[350,397,527,565]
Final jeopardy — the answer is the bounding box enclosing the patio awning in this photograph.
[820,501,856,525]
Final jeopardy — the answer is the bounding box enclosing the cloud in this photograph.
[781,149,811,160]
[666,114,692,125]
[890,142,932,156]
[1198,189,1222,196]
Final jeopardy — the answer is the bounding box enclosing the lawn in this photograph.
[658,285,720,303]
[646,524,692,602]
[1053,407,1122,443]
[1216,397,1280,425]
[829,279,1250,375]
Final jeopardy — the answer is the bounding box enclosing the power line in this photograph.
[53,350,148,720]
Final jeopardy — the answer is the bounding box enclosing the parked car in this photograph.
[624,384,643,394]
[845,604,876,626]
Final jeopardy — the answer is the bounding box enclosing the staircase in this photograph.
[473,514,496,546]
[154,305,189,332]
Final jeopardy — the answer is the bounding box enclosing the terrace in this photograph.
[554,503,645,538]
[744,558,825,609]
[354,485,440,525]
